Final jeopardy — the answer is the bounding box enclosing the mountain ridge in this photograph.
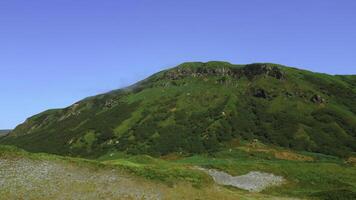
[1,61,355,158]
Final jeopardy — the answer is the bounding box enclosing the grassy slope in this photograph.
[0,145,315,200]
[98,142,356,200]
[1,62,355,158]
[2,142,355,200]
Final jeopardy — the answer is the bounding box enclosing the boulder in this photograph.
[310,94,326,104]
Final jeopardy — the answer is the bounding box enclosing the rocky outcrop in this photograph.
[243,64,284,80]
[59,103,81,121]
[163,63,284,81]
[104,98,119,109]
[310,94,326,104]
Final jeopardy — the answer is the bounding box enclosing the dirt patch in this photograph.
[240,142,314,161]
[160,153,184,161]
[346,157,356,166]
[274,151,313,161]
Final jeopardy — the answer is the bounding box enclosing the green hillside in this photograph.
[1,62,355,158]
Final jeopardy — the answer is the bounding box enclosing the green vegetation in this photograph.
[1,144,355,200]
[176,151,356,199]
[1,62,355,159]
[81,143,356,199]
[102,155,209,187]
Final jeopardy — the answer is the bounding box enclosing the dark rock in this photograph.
[105,99,118,108]
[285,92,293,98]
[243,64,284,80]
[163,63,284,81]
[253,89,269,99]
[310,94,326,104]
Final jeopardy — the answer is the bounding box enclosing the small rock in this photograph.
[253,89,268,99]
[310,94,326,104]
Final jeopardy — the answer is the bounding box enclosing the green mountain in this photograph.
[1,62,355,157]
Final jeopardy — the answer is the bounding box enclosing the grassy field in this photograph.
[95,141,356,200]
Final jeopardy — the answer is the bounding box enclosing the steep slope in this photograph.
[1,62,356,157]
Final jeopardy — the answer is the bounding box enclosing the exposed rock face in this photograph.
[104,98,119,109]
[243,64,284,80]
[59,103,81,121]
[163,63,284,81]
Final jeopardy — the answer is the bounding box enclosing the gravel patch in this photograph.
[197,167,285,192]
[0,157,163,200]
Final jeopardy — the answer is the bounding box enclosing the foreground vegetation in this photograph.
[0,145,297,200]
[2,141,354,199]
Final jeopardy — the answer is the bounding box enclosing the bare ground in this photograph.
[0,157,300,200]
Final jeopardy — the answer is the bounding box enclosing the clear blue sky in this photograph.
[1,0,356,129]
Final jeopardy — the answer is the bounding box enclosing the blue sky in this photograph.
[1,0,356,128]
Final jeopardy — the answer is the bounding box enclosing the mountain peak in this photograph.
[163,62,285,80]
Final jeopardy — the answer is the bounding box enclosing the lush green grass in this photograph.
[175,151,356,199]
[96,143,356,200]
[106,148,355,199]
[102,155,209,187]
